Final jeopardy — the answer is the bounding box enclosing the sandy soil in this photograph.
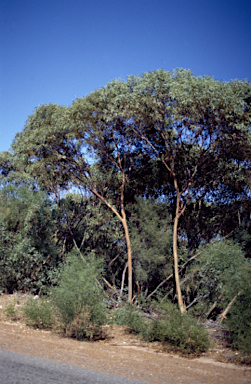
[0,293,251,384]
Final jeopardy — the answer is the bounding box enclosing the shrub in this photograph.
[22,296,54,329]
[113,304,148,336]
[0,187,62,295]
[187,239,245,318]
[146,302,209,353]
[225,276,251,355]
[52,251,107,340]
[113,301,209,353]
[4,302,18,320]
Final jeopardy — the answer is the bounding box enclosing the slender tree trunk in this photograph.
[146,251,201,300]
[206,292,224,319]
[217,291,243,324]
[173,193,186,314]
[90,183,133,304]
[121,214,133,303]
[120,171,133,304]
[120,261,128,298]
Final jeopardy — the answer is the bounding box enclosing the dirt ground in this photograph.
[0,293,251,384]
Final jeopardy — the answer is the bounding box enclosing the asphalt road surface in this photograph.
[0,349,151,384]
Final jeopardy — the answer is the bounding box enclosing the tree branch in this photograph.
[146,252,201,300]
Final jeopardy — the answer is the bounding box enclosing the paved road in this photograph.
[0,349,151,384]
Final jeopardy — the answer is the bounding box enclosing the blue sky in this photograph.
[1,0,251,153]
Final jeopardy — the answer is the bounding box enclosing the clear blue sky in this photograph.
[1,0,251,153]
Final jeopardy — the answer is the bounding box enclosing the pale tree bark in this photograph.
[120,261,128,298]
[146,251,201,300]
[120,170,133,303]
[121,216,132,303]
[206,292,224,319]
[82,170,133,303]
[173,189,187,314]
[217,291,243,324]
[130,129,187,313]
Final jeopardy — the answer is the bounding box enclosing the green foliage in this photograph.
[54,193,126,286]
[0,185,62,293]
[52,251,107,340]
[113,304,147,335]
[113,301,209,353]
[0,68,250,355]
[11,68,251,310]
[0,234,60,293]
[12,104,70,198]
[129,198,173,294]
[4,302,17,320]
[0,150,34,187]
[146,302,210,353]
[225,265,251,354]
[184,240,251,356]
[187,239,245,317]
[234,214,251,259]
[22,297,54,329]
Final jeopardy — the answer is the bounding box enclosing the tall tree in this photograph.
[122,69,251,313]
[12,69,251,310]
[69,82,161,302]
[12,85,144,302]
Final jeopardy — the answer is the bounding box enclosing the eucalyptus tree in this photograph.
[0,151,36,189]
[122,69,251,313]
[12,104,71,203]
[12,69,251,310]
[0,151,14,181]
[12,85,144,303]
[67,83,147,303]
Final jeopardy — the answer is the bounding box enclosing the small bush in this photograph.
[4,302,18,320]
[64,304,106,340]
[22,297,54,329]
[52,251,107,340]
[114,304,148,336]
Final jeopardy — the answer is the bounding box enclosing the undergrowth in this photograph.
[51,251,107,340]
[22,297,54,329]
[113,301,210,353]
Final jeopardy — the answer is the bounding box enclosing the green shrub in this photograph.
[187,239,245,319]
[146,302,209,353]
[0,187,62,295]
[113,304,148,336]
[52,251,107,340]
[4,302,18,320]
[226,283,251,355]
[113,301,209,353]
[22,297,54,329]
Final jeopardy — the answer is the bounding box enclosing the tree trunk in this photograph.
[120,261,128,298]
[206,292,224,319]
[173,194,186,314]
[121,215,133,303]
[217,291,242,324]
[120,170,133,304]
[146,251,201,301]
[90,184,133,304]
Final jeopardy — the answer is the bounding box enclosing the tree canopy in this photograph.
[7,68,251,312]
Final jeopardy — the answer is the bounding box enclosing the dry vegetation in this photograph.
[0,292,248,366]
